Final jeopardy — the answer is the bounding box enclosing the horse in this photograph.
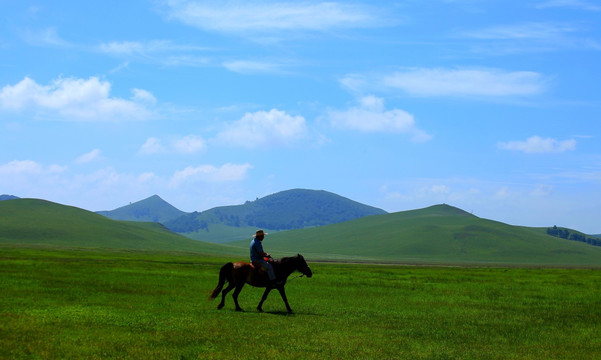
[209,254,312,313]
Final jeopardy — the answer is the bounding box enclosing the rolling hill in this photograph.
[0,198,230,254]
[4,197,601,266]
[163,189,387,243]
[228,204,601,266]
[97,195,188,223]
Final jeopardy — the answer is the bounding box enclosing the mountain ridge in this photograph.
[97,195,188,223]
[96,189,387,243]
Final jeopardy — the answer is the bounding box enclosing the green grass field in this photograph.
[2,245,601,359]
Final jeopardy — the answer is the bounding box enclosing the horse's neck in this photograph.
[278,259,297,278]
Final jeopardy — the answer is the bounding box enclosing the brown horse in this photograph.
[209,254,312,313]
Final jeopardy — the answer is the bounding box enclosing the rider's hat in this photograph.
[253,229,268,237]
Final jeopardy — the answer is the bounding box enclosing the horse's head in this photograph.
[296,254,312,278]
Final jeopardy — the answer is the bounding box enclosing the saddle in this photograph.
[250,257,275,273]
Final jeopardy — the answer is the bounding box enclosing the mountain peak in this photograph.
[97,195,187,223]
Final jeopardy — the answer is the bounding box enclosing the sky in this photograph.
[1,1,600,234]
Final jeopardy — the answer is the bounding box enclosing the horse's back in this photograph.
[231,261,269,287]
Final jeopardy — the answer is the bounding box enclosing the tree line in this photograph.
[546,225,601,247]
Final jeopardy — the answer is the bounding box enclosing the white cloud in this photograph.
[20,27,72,47]
[0,160,66,175]
[131,89,157,105]
[0,76,156,121]
[327,95,432,142]
[215,109,308,148]
[170,163,253,186]
[75,149,102,164]
[138,137,164,155]
[139,135,207,154]
[342,68,547,98]
[222,60,285,74]
[498,136,576,154]
[531,184,553,197]
[173,135,207,153]
[163,1,386,36]
[0,160,43,175]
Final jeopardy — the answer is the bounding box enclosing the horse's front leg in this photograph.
[257,287,272,312]
[277,286,293,313]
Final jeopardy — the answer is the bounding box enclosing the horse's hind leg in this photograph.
[232,284,245,311]
[218,284,235,310]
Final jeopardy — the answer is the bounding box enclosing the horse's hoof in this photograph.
[257,307,263,312]
[236,307,244,312]
[217,304,224,310]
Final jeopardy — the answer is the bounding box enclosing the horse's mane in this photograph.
[277,254,303,265]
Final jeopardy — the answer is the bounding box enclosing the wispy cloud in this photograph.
[536,0,601,11]
[342,68,547,98]
[498,136,576,153]
[170,163,253,186]
[0,160,66,175]
[461,22,576,40]
[75,149,102,164]
[0,76,156,121]
[162,1,388,39]
[20,27,72,47]
[97,40,210,66]
[222,60,287,74]
[458,21,601,53]
[326,95,431,142]
[138,135,207,155]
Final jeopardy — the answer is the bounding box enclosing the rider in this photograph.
[250,230,280,286]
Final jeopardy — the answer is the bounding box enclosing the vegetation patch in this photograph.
[2,246,601,359]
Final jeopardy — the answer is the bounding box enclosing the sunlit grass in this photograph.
[1,246,601,359]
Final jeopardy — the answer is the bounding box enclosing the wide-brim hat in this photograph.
[253,230,268,237]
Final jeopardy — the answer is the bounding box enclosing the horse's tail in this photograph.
[209,262,233,300]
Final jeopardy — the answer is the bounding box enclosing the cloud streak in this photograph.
[498,136,576,153]
[342,68,547,98]
[162,0,387,37]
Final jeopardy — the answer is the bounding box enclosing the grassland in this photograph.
[2,245,601,359]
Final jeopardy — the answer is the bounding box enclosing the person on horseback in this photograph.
[250,230,280,286]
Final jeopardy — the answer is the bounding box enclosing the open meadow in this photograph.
[1,245,601,359]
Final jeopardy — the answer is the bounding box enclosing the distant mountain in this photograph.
[0,195,19,201]
[97,195,188,223]
[0,198,226,253]
[164,189,388,243]
[226,204,601,266]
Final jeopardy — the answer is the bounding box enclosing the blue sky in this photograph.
[1,1,600,233]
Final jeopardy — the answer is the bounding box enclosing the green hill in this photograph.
[0,198,231,254]
[165,189,387,243]
[229,204,601,266]
[97,195,187,223]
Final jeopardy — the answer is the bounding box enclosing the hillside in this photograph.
[97,195,188,223]
[164,189,387,243]
[229,204,601,266]
[0,198,229,254]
